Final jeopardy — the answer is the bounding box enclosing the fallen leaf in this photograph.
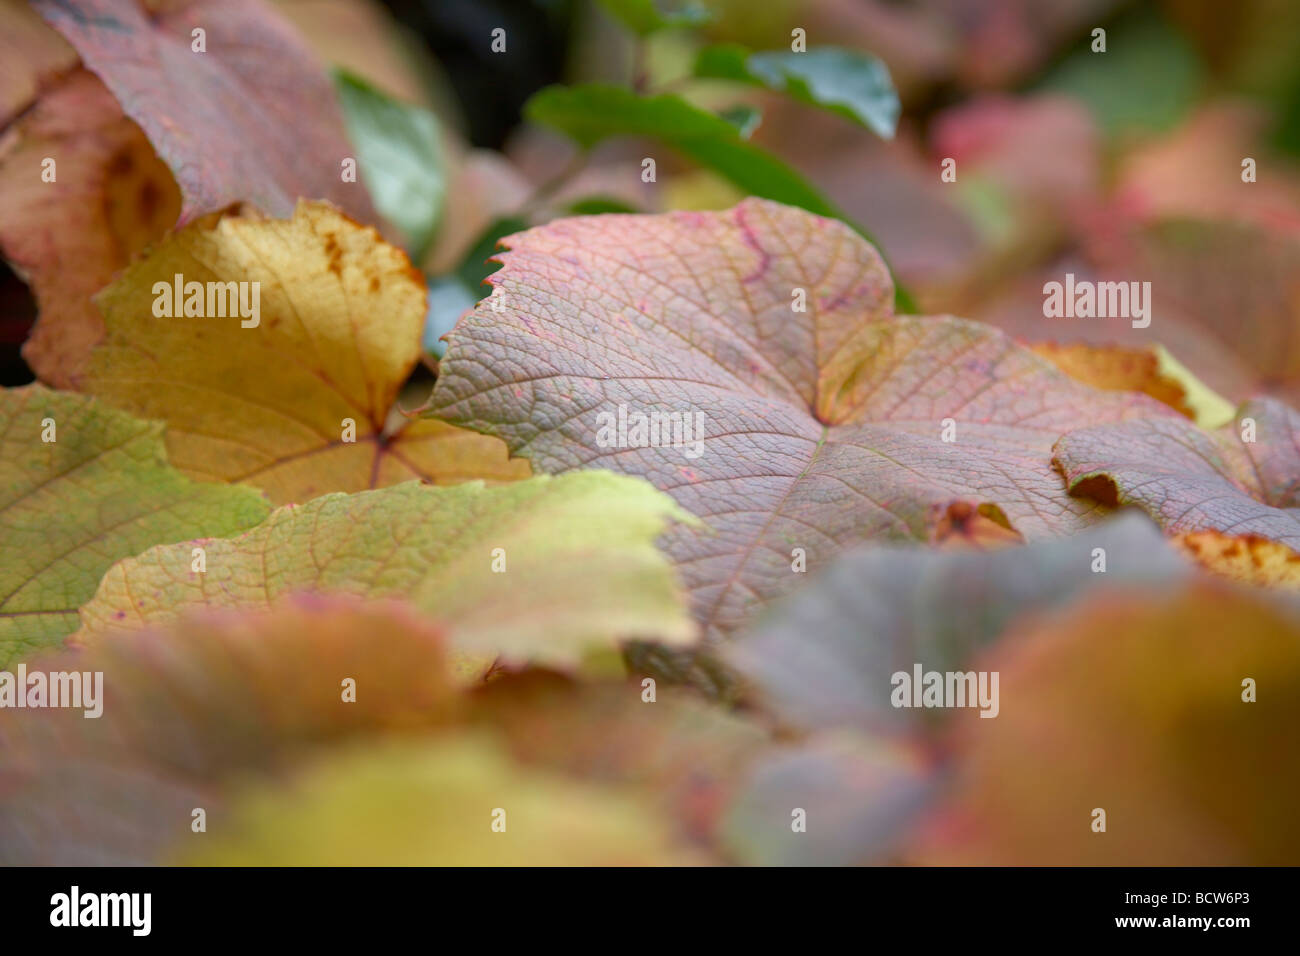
[1173,530,1300,591]
[178,737,702,865]
[1054,395,1300,552]
[913,583,1300,864]
[1085,219,1300,406]
[1113,103,1300,236]
[76,471,698,668]
[0,596,474,864]
[428,199,1176,634]
[1,595,734,864]
[1030,342,1195,420]
[0,69,180,387]
[467,670,766,844]
[271,0,438,108]
[729,511,1191,733]
[720,731,935,866]
[84,200,527,503]
[0,385,269,665]
[0,0,77,127]
[33,0,377,225]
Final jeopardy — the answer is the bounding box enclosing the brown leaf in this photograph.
[0,69,179,386]
[1054,395,1300,552]
[33,0,377,225]
[913,583,1300,864]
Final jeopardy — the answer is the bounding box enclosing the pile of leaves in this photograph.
[0,0,1297,865]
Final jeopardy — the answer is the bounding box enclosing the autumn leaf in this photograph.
[1113,104,1300,235]
[720,731,934,866]
[1054,395,1300,552]
[82,200,527,504]
[0,0,77,126]
[728,512,1191,733]
[33,0,377,226]
[76,471,697,668]
[0,385,269,666]
[1086,220,1300,406]
[0,596,479,863]
[0,69,180,386]
[467,669,766,844]
[1173,530,1300,591]
[428,199,1176,634]
[179,737,702,866]
[1029,342,1195,420]
[1,595,744,864]
[912,583,1300,864]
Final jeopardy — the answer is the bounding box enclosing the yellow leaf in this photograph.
[85,200,528,503]
[177,737,703,866]
[1174,530,1300,591]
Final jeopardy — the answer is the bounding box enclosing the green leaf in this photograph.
[718,103,762,139]
[0,386,270,665]
[594,0,712,36]
[696,44,899,138]
[524,84,915,311]
[78,471,699,669]
[423,216,529,357]
[1035,9,1202,138]
[525,84,837,215]
[334,69,445,262]
[565,196,643,215]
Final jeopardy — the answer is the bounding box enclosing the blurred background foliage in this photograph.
[6,0,1300,390]
[4,0,1300,866]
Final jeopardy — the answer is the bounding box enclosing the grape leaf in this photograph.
[424,215,529,358]
[427,199,1176,634]
[1174,530,1300,590]
[720,731,934,866]
[76,471,698,668]
[32,0,377,225]
[729,512,1192,733]
[467,669,766,844]
[1029,342,1196,421]
[0,0,77,126]
[82,200,527,504]
[524,86,918,310]
[0,69,180,387]
[0,385,269,666]
[913,583,1300,864]
[0,595,742,864]
[696,44,899,138]
[1089,220,1300,407]
[1054,395,1300,551]
[179,737,703,865]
